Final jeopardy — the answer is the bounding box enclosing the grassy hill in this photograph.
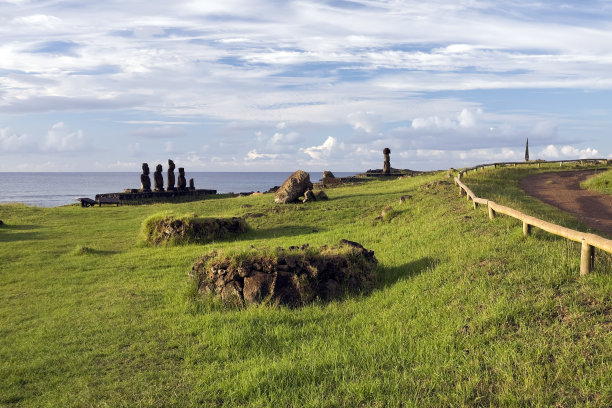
[0,165,610,407]
[582,168,612,196]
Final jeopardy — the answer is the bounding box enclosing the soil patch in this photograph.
[520,170,612,237]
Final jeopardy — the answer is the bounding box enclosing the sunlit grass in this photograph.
[0,166,610,407]
[582,168,612,196]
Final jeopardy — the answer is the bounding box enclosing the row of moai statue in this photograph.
[140,160,195,193]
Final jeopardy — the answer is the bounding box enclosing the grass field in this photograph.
[582,168,612,196]
[1,164,610,407]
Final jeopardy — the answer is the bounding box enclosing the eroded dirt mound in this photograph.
[142,214,248,245]
[189,239,377,307]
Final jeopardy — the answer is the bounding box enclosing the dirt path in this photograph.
[520,170,612,237]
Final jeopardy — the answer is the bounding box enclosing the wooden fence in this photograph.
[454,159,611,276]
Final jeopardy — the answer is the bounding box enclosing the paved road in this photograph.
[520,170,612,237]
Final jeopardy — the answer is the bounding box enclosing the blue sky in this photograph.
[1,0,611,172]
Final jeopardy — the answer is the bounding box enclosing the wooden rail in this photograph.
[457,158,609,179]
[454,159,611,275]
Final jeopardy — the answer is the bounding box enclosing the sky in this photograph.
[1,0,612,172]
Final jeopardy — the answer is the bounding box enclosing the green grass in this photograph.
[0,166,611,407]
[582,168,612,196]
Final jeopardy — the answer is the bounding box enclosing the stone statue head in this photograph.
[178,167,185,175]
[156,164,162,173]
[142,163,149,174]
[383,147,391,155]
[168,159,175,170]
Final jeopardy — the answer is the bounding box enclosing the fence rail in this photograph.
[458,158,609,179]
[454,159,611,275]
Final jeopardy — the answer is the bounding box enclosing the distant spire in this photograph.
[525,138,530,162]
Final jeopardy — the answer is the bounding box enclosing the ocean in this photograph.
[0,172,358,207]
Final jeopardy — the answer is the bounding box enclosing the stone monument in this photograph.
[167,159,177,191]
[140,163,152,192]
[189,178,195,191]
[383,147,391,175]
[525,138,530,162]
[177,167,187,191]
[153,164,164,192]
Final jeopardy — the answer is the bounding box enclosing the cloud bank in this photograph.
[0,0,611,171]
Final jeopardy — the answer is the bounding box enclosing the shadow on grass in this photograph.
[72,246,120,256]
[0,224,42,242]
[375,257,437,289]
[248,224,324,239]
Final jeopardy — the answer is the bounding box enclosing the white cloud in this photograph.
[301,136,337,160]
[411,108,482,130]
[458,108,481,128]
[0,127,34,152]
[44,122,86,152]
[246,149,278,160]
[348,111,380,133]
[164,141,175,153]
[268,131,301,146]
[0,0,610,171]
[538,144,600,159]
[13,14,61,28]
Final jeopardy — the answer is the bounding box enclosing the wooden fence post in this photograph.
[523,221,531,237]
[580,240,595,275]
[459,186,464,196]
[488,205,495,220]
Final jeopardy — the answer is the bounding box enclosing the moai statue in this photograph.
[177,167,187,191]
[382,147,391,175]
[189,178,195,191]
[153,164,164,192]
[166,159,176,191]
[140,163,152,192]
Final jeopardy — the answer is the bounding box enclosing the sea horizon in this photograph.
[0,171,359,208]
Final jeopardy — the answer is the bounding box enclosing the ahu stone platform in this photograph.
[95,189,217,204]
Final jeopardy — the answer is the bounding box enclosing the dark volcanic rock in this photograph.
[274,170,313,204]
[142,214,248,245]
[190,240,378,307]
[315,190,328,200]
[302,189,316,203]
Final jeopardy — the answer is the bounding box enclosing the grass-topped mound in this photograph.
[141,212,248,245]
[189,239,377,307]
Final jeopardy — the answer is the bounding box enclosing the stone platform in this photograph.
[95,189,217,203]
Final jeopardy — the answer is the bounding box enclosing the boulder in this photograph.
[399,195,412,203]
[321,170,341,187]
[274,170,313,204]
[315,190,328,200]
[303,189,316,203]
[190,240,377,307]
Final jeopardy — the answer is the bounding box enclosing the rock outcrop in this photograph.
[321,170,341,187]
[274,170,313,204]
[141,213,247,245]
[190,240,377,307]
